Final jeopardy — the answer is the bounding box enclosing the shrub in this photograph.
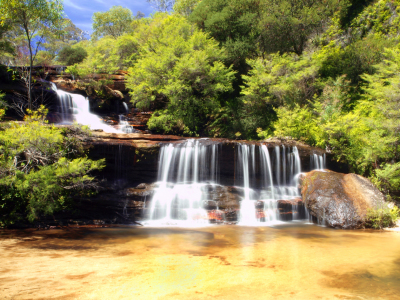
[364,206,400,229]
[0,106,105,226]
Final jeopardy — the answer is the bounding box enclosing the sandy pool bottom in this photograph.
[1,223,400,300]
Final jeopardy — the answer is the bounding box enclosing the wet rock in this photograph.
[276,198,306,221]
[300,170,387,229]
[136,183,149,189]
[203,185,241,210]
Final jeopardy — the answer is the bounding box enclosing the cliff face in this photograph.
[73,132,347,225]
[86,132,346,189]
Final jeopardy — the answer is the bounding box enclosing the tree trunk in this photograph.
[28,44,33,110]
[24,21,32,111]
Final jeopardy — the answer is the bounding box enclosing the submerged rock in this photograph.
[300,170,387,229]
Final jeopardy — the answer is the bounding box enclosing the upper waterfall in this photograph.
[52,83,122,133]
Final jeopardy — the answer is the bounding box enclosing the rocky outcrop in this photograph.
[300,170,387,229]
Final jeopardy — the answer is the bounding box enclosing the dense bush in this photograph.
[365,206,400,229]
[0,106,105,226]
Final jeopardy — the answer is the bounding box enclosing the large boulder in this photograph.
[300,170,387,229]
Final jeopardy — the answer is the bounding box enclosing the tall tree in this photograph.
[190,0,262,68]
[147,0,175,12]
[173,0,201,17]
[259,0,348,55]
[0,0,64,110]
[42,18,88,58]
[92,6,134,40]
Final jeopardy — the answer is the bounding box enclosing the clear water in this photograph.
[1,225,399,299]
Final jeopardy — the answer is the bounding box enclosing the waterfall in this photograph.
[310,153,326,170]
[146,141,317,226]
[146,139,220,226]
[237,145,257,225]
[51,84,121,133]
[118,115,138,133]
[122,102,129,113]
[234,144,304,225]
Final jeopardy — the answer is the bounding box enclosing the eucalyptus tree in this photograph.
[92,6,134,40]
[0,22,14,62]
[0,0,64,110]
[147,0,175,12]
[126,13,235,134]
[173,0,202,17]
[259,0,349,55]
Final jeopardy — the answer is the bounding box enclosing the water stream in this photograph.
[146,141,321,226]
[52,84,126,133]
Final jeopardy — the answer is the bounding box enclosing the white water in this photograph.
[147,142,311,226]
[237,144,303,225]
[146,140,219,226]
[310,153,326,170]
[52,84,121,133]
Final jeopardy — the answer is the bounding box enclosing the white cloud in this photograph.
[63,0,90,11]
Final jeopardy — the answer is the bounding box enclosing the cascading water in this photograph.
[146,141,311,226]
[146,139,220,226]
[310,153,326,170]
[235,145,303,225]
[51,84,121,133]
[118,115,138,133]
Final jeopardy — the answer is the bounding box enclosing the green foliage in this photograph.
[0,0,64,109]
[147,110,194,136]
[242,53,321,108]
[350,0,400,38]
[269,104,325,146]
[127,13,235,134]
[34,50,55,66]
[372,163,400,198]
[67,34,139,76]
[41,18,88,60]
[174,0,202,17]
[319,34,397,84]
[365,206,400,229]
[339,0,375,28]
[0,22,14,59]
[92,6,134,40]
[259,0,348,55]
[190,0,262,68]
[57,45,87,66]
[0,106,105,226]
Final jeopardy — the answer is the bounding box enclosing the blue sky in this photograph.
[63,0,155,35]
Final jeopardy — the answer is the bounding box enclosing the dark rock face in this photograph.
[73,133,348,225]
[277,198,306,221]
[300,170,387,229]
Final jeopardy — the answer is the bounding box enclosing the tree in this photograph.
[92,6,134,40]
[41,18,88,59]
[57,45,87,65]
[67,34,140,76]
[0,22,15,62]
[0,0,64,110]
[147,0,175,12]
[190,0,262,68]
[126,13,235,134]
[173,0,202,17]
[258,0,348,55]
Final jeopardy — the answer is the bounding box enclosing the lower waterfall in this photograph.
[146,140,316,226]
